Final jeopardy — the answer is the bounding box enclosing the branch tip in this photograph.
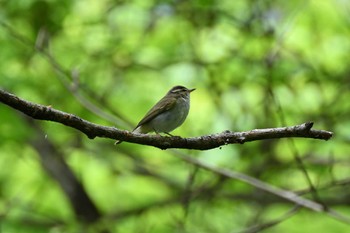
[304,121,314,131]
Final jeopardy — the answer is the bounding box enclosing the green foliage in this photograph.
[1,0,350,232]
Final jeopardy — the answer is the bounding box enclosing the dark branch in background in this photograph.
[0,89,333,150]
[27,118,101,223]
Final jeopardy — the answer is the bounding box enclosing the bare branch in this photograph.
[173,152,350,224]
[0,89,333,150]
[28,118,101,223]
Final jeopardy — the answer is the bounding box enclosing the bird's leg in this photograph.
[153,129,176,137]
[164,132,174,137]
[153,128,161,135]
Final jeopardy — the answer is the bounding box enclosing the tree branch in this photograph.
[28,118,101,223]
[0,89,333,150]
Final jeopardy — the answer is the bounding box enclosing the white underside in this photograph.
[135,96,190,133]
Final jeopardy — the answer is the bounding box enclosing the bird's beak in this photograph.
[189,88,196,92]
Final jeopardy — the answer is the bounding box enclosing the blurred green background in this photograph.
[1,0,350,232]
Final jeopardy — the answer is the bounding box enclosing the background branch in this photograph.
[27,118,101,223]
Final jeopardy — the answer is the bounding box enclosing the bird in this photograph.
[115,85,195,144]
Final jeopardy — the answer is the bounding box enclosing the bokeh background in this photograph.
[1,0,350,232]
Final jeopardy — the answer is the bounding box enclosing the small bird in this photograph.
[116,85,195,144]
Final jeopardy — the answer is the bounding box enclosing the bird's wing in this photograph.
[134,96,176,129]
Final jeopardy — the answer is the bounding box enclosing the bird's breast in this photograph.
[148,97,190,133]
